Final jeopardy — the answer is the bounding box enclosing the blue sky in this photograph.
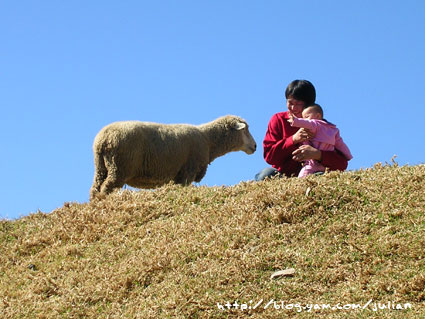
[1,1,424,219]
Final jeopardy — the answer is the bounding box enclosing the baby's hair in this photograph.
[305,103,324,118]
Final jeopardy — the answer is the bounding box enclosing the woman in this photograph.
[255,80,348,180]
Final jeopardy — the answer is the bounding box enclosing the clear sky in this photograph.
[1,1,424,219]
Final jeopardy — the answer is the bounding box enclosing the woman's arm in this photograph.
[263,115,297,166]
[292,145,348,171]
[334,132,353,160]
[321,149,349,171]
[263,114,313,166]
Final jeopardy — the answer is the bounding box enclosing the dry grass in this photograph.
[1,163,424,318]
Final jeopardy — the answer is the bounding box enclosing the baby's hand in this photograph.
[287,111,294,124]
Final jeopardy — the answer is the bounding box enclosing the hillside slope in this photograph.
[1,163,424,318]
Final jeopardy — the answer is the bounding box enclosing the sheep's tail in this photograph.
[90,150,108,200]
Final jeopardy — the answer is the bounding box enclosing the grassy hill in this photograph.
[1,163,424,318]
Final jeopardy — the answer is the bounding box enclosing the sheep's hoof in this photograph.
[90,192,107,202]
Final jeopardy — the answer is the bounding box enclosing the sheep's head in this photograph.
[228,117,257,155]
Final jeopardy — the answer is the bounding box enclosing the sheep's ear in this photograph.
[233,122,246,130]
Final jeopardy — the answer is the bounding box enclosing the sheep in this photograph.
[90,115,257,199]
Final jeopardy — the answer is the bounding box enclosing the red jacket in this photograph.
[263,111,348,177]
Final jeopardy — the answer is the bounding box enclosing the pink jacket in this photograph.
[291,117,353,160]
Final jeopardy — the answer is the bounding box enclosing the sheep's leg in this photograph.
[100,175,125,195]
[90,153,108,200]
[174,167,195,185]
[174,162,205,185]
[100,154,125,195]
[173,173,188,185]
[194,166,207,183]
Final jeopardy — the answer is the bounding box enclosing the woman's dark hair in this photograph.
[285,80,316,105]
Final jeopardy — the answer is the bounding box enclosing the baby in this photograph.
[288,104,353,177]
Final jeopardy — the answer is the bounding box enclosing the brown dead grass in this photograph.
[1,163,424,318]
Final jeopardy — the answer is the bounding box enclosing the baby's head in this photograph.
[302,103,323,120]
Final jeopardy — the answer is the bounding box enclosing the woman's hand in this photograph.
[292,144,322,162]
[292,128,314,145]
